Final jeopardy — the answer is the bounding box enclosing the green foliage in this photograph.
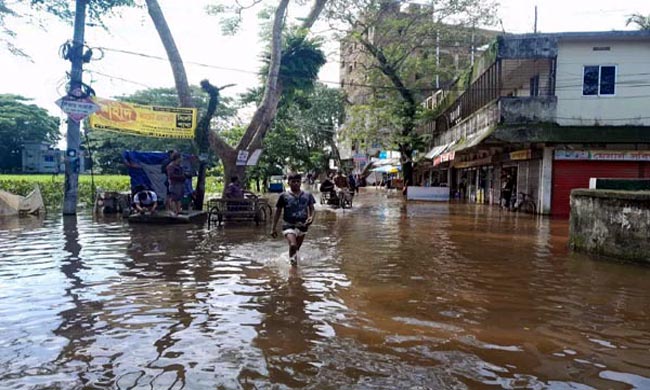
[0,1,24,56]
[278,32,327,97]
[219,126,245,148]
[29,0,138,25]
[327,0,498,159]
[0,94,60,172]
[0,174,130,209]
[248,83,344,179]
[260,31,327,98]
[0,174,225,210]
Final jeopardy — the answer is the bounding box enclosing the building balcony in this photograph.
[499,96,557,125]
[429,96,558,153]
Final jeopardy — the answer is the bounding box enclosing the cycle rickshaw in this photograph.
[320,188,354,209]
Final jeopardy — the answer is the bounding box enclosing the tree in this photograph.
[0,0,23,56]
[324,0,497,185]
[249,83,345,184]
[1,0,137,56]
[144,0,328,191]
[626,13,650,31]
[0,94,60,172]
[83,86,237,174]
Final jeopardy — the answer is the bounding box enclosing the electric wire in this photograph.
[96,45,650,94]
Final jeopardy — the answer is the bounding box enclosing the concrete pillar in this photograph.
[539,146,554,214]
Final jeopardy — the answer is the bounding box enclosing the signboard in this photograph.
[509,149,532,161]
[246,149,262,166]
[554,150,650,161]
[433,151,455,167]
[89,98,197,139]
[55,96,100,122]
[407,186,450,202]
[236,150,249,166]
[453,155,493,169]
[353,153,367,163]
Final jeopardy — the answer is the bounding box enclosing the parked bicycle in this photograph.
[513,192,536,214]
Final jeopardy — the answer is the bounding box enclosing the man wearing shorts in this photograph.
[271,173,315,266]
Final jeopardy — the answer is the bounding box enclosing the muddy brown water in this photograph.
[0,189,649,389]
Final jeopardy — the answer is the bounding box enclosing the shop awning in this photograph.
[425,140,459,160]
[371,165,401,173]
[451,125,497,153]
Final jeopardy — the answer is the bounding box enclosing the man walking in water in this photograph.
[271,173,315,266]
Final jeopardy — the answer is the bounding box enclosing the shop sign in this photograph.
[353,153,367,163]
[509,149,532,161]
[433,151,455,167]
[89,97,197,139]
[453,155,493,169]
[554,150,650,161]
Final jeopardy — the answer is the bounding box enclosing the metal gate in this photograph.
[551,160,650,217]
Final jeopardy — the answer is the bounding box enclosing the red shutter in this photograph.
[551,161,650,217]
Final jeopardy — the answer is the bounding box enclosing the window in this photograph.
[583,65,616,96]
[530,75,540,96]
[43,155,54,162]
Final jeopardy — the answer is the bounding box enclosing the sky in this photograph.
[1,0,649,146]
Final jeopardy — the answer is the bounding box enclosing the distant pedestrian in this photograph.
[271,173,315,266]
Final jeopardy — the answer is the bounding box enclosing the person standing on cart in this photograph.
[271,173,316,266]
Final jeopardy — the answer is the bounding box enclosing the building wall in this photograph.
[556,39,650,126]
[570,189,650,263]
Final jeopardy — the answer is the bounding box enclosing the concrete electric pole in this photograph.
[63,0,88,215]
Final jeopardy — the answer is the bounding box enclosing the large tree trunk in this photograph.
[146,0,327,193]
[145,0,194,108]
[236,0,289,153]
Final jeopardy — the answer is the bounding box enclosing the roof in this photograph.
[502,30,650,42]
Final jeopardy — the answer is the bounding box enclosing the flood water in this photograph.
[1,189,649,390]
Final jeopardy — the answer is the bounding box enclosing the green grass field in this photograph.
[0,174,225,210]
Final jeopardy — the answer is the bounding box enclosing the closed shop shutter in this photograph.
[551,160,650,217]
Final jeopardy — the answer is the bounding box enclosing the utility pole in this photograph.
[63,0,87,215]
[534,5,538,33]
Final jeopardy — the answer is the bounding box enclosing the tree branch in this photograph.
[237,0,289,151]
[300,0,328,30]
[145,0,194,108]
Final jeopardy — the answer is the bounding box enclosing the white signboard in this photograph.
[555,150,650,161]
[236,150,249,166]
[55,96,100,122]
[406,186,450,202]
[246,149,263,166]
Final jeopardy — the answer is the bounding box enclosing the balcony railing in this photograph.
[431,96,558,147]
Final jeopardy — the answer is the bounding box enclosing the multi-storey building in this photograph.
[338,2,496,170]
[22,141,88,174]
[418,30,650,216]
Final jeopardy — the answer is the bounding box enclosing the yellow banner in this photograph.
[89,98,197,139]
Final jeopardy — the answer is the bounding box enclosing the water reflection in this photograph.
[0,191,649,389]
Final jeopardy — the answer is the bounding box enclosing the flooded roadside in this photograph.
[0,190,649,389]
